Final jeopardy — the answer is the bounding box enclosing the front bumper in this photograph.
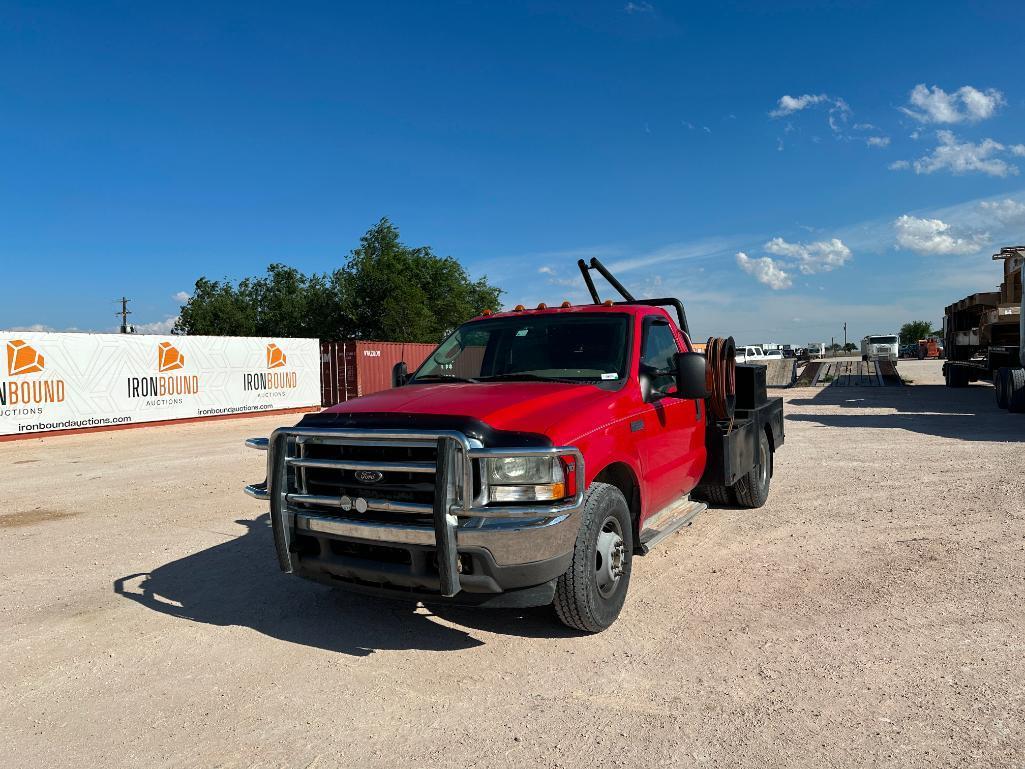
[245,427,584,603]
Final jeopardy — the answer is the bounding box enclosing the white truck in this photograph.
[861,334,899,363]
[735,345,782,363]
[806,343,825,359]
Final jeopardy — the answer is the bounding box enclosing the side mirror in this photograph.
[673,352,708,399]
[391,361,408,388]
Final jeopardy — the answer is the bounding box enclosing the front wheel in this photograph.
[1009,369,1025,414]
[554,482,633,633]
[995,367,1010,410]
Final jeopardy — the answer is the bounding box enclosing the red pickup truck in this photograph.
[245,260,784,631]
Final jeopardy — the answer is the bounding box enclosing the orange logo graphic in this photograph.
[157,342,185,372]
[266,343,287,369]
[7,339,45,376]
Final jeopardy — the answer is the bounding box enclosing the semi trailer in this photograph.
[243,258,785,632]
[943,246,1025,411]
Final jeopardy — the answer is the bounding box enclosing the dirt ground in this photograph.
[2,359,1023,768]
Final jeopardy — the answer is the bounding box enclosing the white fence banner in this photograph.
[0,332,320,437]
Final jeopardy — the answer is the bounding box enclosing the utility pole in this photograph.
[843,322,847,352]
[117,297,133,334]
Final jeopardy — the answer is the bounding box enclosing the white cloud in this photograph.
[770,93,851,136]
[769,94,828,117]
[5,323,56,332]
[605,236,743,273]
[537,266,555,275]
[900,84,1005,124]
[866,136,890,148]
[624,1,653,13]
[736,252,792,290]
[764,237,852,274]
[894,214,988,256]
[979,198,1025,225]
[133,316,179,334]
[1012,145,1025,157]
[891,130,1022,177]
[172,291,191,302]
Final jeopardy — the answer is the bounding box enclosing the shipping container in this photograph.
[320,340,437,406]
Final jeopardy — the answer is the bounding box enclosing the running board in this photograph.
[638,498,706,554]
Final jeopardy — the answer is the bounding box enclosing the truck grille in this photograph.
[299,442,440,525]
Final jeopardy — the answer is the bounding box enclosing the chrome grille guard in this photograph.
[245,427,584,597]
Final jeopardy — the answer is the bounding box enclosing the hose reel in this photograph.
[703,336,736,422]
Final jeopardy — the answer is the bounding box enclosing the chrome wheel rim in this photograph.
[595,516,625,598]
[758,439,769,487]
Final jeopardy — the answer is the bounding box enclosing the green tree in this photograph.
[174,218,502,342]
[174,277,258,336]
[899,320,933,346]
[337,218,503,343]
[843,342,857,352]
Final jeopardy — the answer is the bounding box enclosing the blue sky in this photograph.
[2,0,1025,345]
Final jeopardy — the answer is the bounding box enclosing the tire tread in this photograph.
[553,482,631,633]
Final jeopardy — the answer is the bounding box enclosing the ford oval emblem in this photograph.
[354,470,384,484]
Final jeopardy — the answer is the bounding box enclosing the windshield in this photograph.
[869,336,898,345]
[412,313,631,384]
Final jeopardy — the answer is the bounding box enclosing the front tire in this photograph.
[995,367,1010,410]
[1008,369,1025,414]
[554,482,633,633]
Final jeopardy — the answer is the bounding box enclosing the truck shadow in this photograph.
[113,515,579,658]
[786,383,1024,442]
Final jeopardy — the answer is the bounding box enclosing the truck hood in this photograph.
[320,381,619,441]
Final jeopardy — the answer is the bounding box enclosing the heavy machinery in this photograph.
[943,246,1025,411]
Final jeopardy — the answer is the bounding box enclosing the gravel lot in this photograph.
[2,359,1023,768]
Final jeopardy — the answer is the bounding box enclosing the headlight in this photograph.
[486,456,557,484]
[486,456,567,502]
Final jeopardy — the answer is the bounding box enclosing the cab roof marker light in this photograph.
[560,300,571,308]
[514,304,525,312]
[537,302,547,310]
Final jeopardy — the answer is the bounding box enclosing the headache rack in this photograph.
[577,256,691,336]
[245,427,583,597]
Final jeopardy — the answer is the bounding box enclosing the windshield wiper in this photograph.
[413,374,481,383]
[477,373,589,384]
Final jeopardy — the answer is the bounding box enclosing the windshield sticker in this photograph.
[601,373,618,380]
[515,329,529,337]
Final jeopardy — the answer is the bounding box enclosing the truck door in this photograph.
[635,316,705,516]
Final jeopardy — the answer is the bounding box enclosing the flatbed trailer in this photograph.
[943,246,1025,411]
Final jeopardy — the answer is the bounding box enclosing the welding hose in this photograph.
[703,336,736,422]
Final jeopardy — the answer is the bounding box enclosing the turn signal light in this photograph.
[490,482,566,502]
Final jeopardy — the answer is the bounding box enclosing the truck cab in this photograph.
[861,334,899,363]
[244,260,784,631]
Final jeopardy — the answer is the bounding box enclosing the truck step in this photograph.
[638,498,707,554]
